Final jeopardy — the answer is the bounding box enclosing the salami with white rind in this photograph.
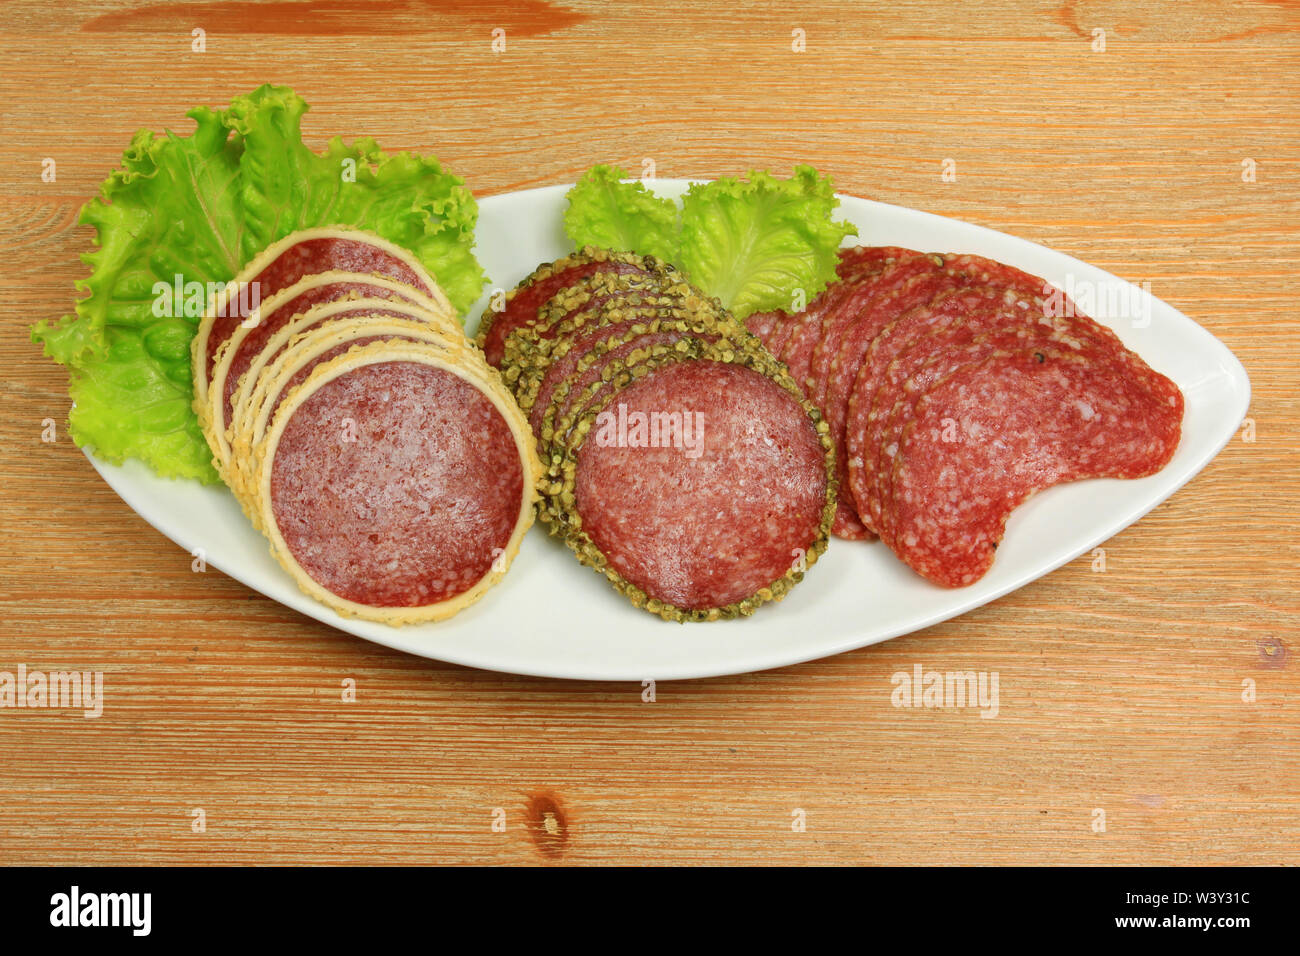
[254,341,540,624]
[229,315,480,515]
[192,227,452,424]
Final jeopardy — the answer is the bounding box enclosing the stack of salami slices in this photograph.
[746,245,1185,587]
[193,227,542,624]
[481,248,836,622]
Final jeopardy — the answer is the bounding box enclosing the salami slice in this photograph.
[206,271,456,433]
[538,319,734,462]
[192,227,449,417]
[477,248,655,366]
[253,341,539,624]
[229,316,477,514]
[872,323,1104,550]
[820,266,970,538]
[496,274,698,400]
[744,309,781,348]
[807,247,933,411]
[849,286,1041,536]
[206,295,455,473]
[527,313,720,441]
[551,340,834,620]
[887,348,1182,587]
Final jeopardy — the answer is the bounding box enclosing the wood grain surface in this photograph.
[1,0,1296,866]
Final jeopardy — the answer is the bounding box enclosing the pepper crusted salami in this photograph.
[539,327,757,524]
[887,348,1182,587]
[192,227,450,419]
[525,312,731,444]
[253,341,541,624]
[550,339,835,621]
[511,296,744,456]
[477,247,656,366]
[495,274,702,411]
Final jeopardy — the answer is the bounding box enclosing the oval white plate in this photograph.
[86,181,1250,680]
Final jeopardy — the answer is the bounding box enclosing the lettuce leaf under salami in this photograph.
[31,85,486,483]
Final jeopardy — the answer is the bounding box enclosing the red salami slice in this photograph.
[797,250,933,537]
[778,298,831,396]
[849,286,1040,535]
[744,310,781,348]
[820,267,972,537]
[530,320,688,437]
[265,357,527,610]
[873,324,1104,550]
[217,279,429,431]
[543,325,729,454]
[807,248,935,411]
[478,250,651,366]
[887,348,1182,587]
[572,359,829,612]
[757,307,799,360]
[200,229,441,382]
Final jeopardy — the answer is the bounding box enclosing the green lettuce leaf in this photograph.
[226,85,485,314]
[563,165,679,263]
[32,86,486,483]
[677,165,857,318]
[33,105,245,482]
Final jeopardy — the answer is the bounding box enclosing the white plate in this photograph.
[86,181,1251,680]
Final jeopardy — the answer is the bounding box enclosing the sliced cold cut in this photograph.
[192,227,450,420]
[887,348,1182,587]
[253,340,539,623]
[556,342,834,620]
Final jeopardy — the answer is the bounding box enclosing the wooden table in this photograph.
[1,0,1296,866]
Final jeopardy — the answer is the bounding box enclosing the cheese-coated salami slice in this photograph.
[256,343,538,624]
[195,228,446,387]
[210,271,455,435]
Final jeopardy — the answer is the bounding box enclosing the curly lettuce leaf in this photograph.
[227,85,485,314]
[677,165,857,318]
[33,106,245,482]
[563,165,679,263]
[32,86,486,483]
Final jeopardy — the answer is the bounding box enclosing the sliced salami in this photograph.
[550,339,834,620]
[229,316,477,514]
[254,341,539,623]
[207,271,455,434]
[849,286,1043,536]
[887,348,1182,587]
[193,227,448,409]
[478,248,656,366]
[207,296,451,473]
